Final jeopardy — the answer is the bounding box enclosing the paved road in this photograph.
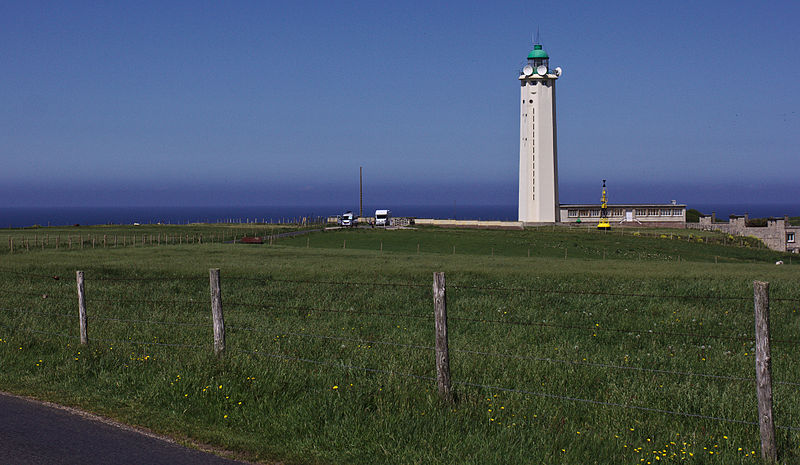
[0,392,254,465]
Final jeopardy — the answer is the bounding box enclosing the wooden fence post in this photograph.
[433,272,453,403]
[76,271,88,345]
[754,280,777,463]
[209,269,225,357]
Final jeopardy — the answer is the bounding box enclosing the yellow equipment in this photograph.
[597,179,611,230]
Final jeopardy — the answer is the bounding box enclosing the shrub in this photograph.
[685,209,702,223]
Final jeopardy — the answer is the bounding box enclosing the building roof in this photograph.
[527,44,548,59]
[560,204,686,208]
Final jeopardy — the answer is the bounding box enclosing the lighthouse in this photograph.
[518,42,561,223]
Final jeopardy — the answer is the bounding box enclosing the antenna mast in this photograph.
[359,167,363,218]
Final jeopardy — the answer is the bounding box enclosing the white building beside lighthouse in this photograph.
[518,43,560,223]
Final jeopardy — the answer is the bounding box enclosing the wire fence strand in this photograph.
[0,322,77,339]
[233,345,800,431]
[91,338,207,349]
[89,275,201,282]
[451,347,800,387]
[226,327,800,387]
[0,306,76,319]
[86,297,206,305]
[449,283,754,301]
[450,283,800,304]
[0,269,64,281]
[453,380,800,431]
[227,326,432,351]
[234,347,434,381]
[0,290,73,300]
[228,276,430,289]
[446,314,800,345]
[94,316,210,328]
[226,301,433,321]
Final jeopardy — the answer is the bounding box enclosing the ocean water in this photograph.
[0,203,796,229]
[688,204,799,220]
[0,205,519,228]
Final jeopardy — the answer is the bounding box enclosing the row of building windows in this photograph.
[635,208,684,217]
[566,208,684,218]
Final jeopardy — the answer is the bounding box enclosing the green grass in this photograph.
[282,225,795,264]
[1,225,800,464]
[1,222,312,251]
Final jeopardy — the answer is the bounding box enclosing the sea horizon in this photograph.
[0,203,797,229]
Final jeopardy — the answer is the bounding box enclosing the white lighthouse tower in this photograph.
[518,42,560,223]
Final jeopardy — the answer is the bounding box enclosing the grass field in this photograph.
[1,224,800,464]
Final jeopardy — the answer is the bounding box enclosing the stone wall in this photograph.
[415,219,524,230]
[691,214,799,253]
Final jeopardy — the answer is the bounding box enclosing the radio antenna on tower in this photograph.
[535,27,540,44]
[359,166,363,218]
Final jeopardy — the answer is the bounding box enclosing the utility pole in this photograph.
[359,166,363,218]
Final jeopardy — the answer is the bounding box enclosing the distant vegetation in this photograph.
[685,208,702,222]
[746,217,768,227]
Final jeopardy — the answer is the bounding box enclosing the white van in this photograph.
[375,209,391,226]
[340,211,356,227]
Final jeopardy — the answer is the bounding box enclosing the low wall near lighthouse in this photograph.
[414,219,524,230]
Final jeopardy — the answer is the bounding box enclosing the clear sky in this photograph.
[1,1,798,208]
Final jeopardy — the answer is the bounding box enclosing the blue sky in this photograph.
[1,1,798,208]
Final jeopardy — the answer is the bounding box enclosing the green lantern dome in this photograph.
[527,44,548,59]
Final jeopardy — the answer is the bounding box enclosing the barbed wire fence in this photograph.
[4,225,796,268]
[0,268,796,461]
[0,225,322,254]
